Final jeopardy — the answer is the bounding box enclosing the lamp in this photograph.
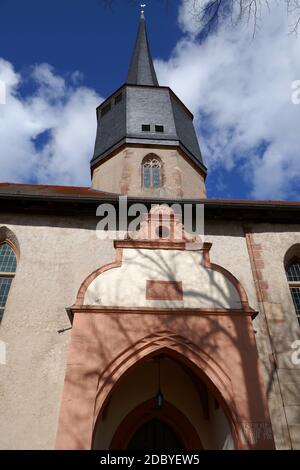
[155,357,164,409]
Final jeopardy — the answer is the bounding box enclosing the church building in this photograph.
[0,12,300,450]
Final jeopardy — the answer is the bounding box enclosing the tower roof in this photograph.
[91,11,206,175]
[127,12,159,86]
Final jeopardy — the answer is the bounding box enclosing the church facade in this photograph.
[0,13,300,450]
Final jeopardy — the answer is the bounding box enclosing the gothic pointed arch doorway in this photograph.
[93,352,233,450]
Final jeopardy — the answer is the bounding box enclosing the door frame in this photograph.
[110,398,203,450]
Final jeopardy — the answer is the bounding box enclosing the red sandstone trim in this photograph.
[0,228,20,261]
[91,334,245,450]
[90,142,207,179]
[56,326,275,450]
[114,240,212,251]
[284,249,300,270]
[74,239,211,305]
[0,239,20,262]
[75,248,123,306]
[71,306,255,316]
[115,239,188,250]
[73,239,254,315]
[146,280,183,301]
[202,246,252,313]
[244,227,269,303]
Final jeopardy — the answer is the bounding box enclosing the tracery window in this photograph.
[286,258,300,324]
[0,243,17,322]
[142,156,162,189]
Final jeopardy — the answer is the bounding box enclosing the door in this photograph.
[127,418,183,450]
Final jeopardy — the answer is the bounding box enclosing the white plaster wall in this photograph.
[0,214,115,449]
[204,221,258,310]
[92,146,206,198]
[246,224,300,449]
[85,248,242,309]
[203,221,300,449]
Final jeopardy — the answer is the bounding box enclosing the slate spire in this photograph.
[91,9,205,173]
[127,11,159,86]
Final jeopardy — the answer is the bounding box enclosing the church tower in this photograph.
[3,6,300,452]
[91,11,207,198]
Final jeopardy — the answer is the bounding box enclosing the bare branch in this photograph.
[99,0,300,36]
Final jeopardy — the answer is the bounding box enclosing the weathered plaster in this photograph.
[91,147,206,198]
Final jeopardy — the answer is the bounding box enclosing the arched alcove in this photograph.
[93,352,234,450]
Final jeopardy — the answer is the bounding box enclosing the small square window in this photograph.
[142,124,151,132]
[101,102,111,117]
[155,125,164,133]
[115,93,122,105]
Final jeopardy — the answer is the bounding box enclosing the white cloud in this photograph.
[155,0,300,199]
[0,59,101,186]
[0,2,299,200]
[178,0,204,36]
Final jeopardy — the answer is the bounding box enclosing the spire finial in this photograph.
[127,4,159,86]
[140,4,146,18]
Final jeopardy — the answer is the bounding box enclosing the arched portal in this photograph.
[93,353,234,450]
[56,217,275,450]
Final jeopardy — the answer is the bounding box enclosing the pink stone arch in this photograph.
[92,330,243,449]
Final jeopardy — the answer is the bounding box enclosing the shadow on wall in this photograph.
[263,244,300,399]
[56,230,278,450]
[93,353,235,450]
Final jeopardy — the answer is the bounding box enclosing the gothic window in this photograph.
[286,258,300,324]
[0,243,17,322]
[142,156,162,189]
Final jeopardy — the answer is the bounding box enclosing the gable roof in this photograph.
[0,183,299,224]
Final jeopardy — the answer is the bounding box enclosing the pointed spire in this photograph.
[127,10,159,86]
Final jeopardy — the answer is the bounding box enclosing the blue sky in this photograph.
[0,0,299,200]
[0,0,181,96]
